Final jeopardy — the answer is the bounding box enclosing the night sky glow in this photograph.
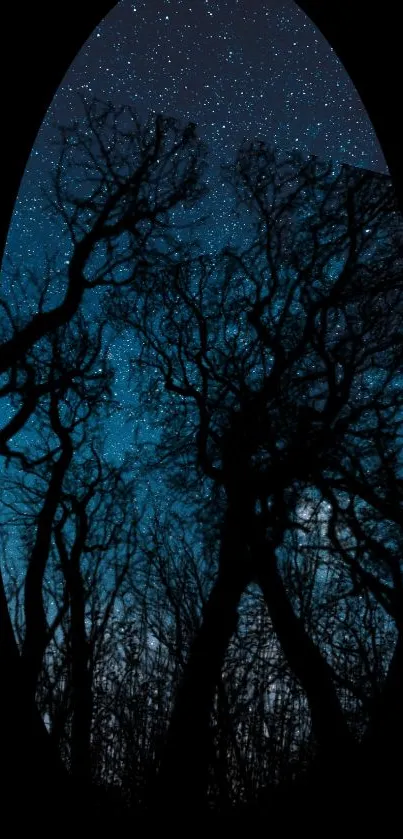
[1,8,400,803]
[2,0,387,465]
[6,0,386,265]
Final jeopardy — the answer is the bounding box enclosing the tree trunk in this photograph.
[21,412,73,703]
[0,569,72,821]
[56,501,93,785]
[359,629,403,802]
[70,571,93,784]
[253,538,353,762]
[154,506,253,816]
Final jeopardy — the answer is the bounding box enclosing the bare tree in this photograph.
[3,98,403,825]
[0,100,206,816]
[117,146,403,812]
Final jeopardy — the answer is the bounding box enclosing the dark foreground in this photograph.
[6,761,397,835]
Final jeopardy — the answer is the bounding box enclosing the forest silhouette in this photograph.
[1,100,402,830]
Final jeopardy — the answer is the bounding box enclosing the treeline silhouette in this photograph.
[1,99,402,831]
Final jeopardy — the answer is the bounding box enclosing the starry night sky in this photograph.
[0,5,399,784]
[2,0,388,465]
[6,0,386,265]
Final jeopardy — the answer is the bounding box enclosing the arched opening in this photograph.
[0,1,401,828]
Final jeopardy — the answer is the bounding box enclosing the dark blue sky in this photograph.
[5,0,386,268]
[2,0,387,464]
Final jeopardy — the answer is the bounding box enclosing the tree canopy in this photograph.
[1,100,402,828]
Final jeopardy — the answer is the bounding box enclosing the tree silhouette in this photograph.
[0,100,206,819]
[119,144,403,815]
[2,101,403,827]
